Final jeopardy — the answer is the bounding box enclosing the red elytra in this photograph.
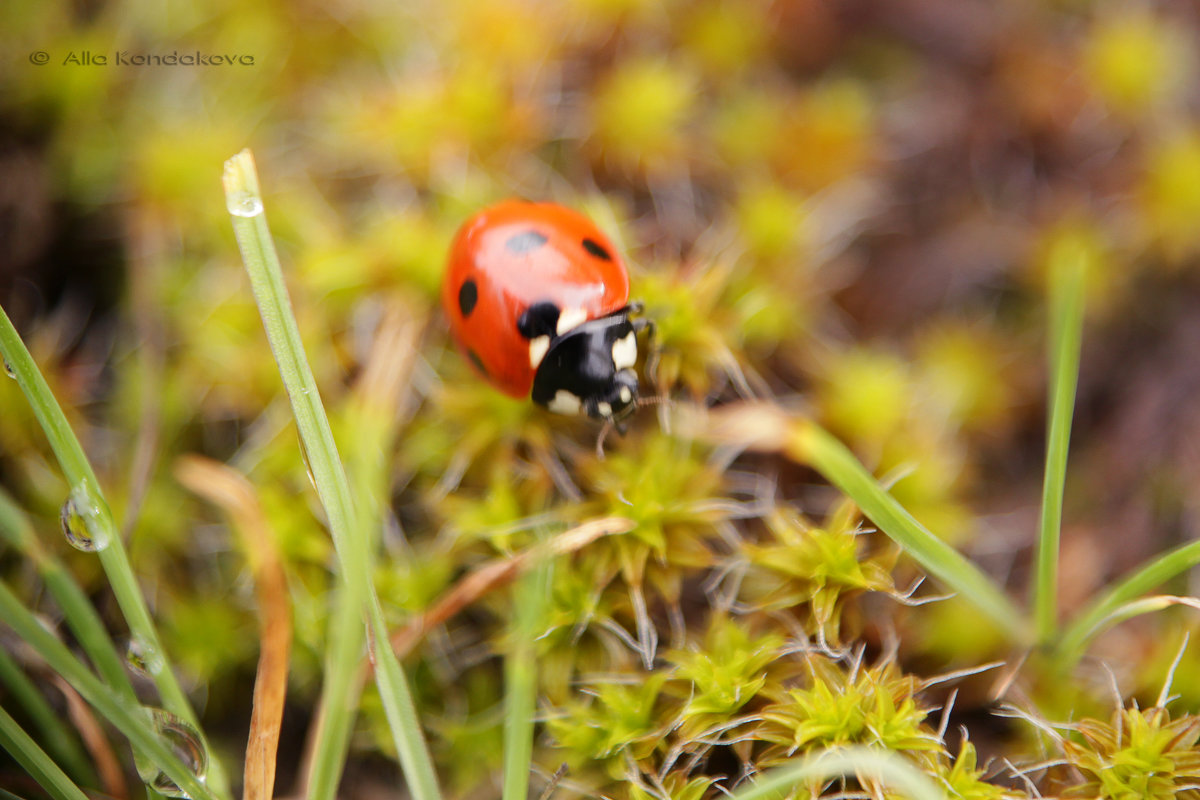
[442,200,631,399]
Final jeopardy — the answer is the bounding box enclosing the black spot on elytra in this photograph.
[467,349,488,377]
[505,230,549,254]
[458,279,478,317]
[582,238,612,261]
[517,301,561,339]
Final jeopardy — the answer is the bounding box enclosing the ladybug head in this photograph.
[530,311,641,422]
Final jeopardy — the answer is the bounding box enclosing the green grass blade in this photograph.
[502,558,551,800]
[304,581,368,800]
[223,149,442,800]
[1071,596,1199,638]
[306,340,412,800]
[0,788,42,800]
[1057,538,1200,664]
[0,644,98,788]
[0,704,92,800]
[0,314,96,486]
[724,746,945,800]
[0,580,217,800]
[1034,241,1087,642]
[0,306,231,800]
[790,422,1030,644]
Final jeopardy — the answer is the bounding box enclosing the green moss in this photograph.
[590,58,698,174]
[739,508,895,639]
[547,673,671,778]
[7,2,1200,799]
[161,596,254,685]
[679,1,769,81]
[666,617,782,737]
[756,656,940,760]
[1083,10,1189,119]
[817,347,913,448]
[581,433,721,586]
[1063,707,1200,800]
[922,741,1010,800]
[1140,131,1200,263]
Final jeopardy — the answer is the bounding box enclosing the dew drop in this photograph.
[3,360,14,379]
[126,637,164,677]
[60,482,111,552]
[226,191,263,218]
[133,709,208,799]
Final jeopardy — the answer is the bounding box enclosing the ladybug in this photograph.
[443,200,649,422]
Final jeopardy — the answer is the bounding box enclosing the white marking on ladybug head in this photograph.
[547,390,583,416]
[611,331,637,370]
[529,335,551,368]
[557,307,588,336]
[596,401,612,418]
[619,385,632,404]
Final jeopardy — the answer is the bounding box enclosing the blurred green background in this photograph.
[4,0,1200,797]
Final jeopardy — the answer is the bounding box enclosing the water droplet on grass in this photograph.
[226,191,263,218]
[60,482,111,552]
[126,637,164,677]
[133,709,208,798]
[3,360,14,378]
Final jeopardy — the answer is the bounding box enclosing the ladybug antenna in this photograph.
[639,322,661,386]
[635,393,673,434]
[635,394,672,410]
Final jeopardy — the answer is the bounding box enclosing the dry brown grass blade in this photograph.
[673,400,794,453]
[175,455,292,800]
[52,674,128,799]
[386,516,634,660]
[351,298,426,419]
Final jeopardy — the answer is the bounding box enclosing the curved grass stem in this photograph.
[678,401,1031,644]
[725,746,946,800]
[1057,538,1200,665]
[0,580,218,800]
[0,645,98,790]
[0,305,232,800]
[790,421,1031,644]
[0,704,92,800]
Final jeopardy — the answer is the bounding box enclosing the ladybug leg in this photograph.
[592,405,630,460]
[594,419,614,460]
[599,301,643,320]
[632,316,660,387]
